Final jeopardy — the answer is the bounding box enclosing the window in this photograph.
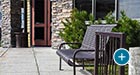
[75,0,115,19]
[35,0,44,24]
[96,0,115,19]
[75,0,92,14]
[35,27,44,40]
[119,0,140,19]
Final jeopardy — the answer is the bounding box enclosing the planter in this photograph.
[129,47,140,75]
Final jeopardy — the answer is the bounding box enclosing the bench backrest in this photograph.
[80,24,117,50]
[94,32,126,75]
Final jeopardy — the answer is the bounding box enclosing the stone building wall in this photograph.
[129,47,140,75]
[1,0,11,47]
[51,0,72,48]
[1,0,21,47]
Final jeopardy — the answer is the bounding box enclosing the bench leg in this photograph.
[82,59,85,70]
[59,57,62,70]
[73,61,76,75]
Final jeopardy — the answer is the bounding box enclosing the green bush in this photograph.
[59,9,140,49]
[59,9,94,49]
[113,11,140,48]
[100,11,140,48]
[104,12,116,24]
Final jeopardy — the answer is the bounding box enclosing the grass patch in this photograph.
[86,65,128,75]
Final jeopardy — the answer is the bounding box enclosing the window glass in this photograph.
[75,0,92,14]
[75,0,115,19]
[119,0,140,19]
[35,0,44,24]
[96,0,115,19]
[35,27,44,40]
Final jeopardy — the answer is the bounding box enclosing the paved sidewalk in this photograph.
[0,47,92,75]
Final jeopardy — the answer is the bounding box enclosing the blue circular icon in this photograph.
[113,48,130,66]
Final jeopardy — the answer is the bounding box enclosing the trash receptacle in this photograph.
[15,32,28,48]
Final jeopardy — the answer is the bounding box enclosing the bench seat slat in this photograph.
[56,49,95,66]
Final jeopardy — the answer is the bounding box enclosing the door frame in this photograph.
[31,0,51,46]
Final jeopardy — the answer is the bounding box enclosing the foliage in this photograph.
[59,9,94,48]
[59,9,140,49]
[101,11,140,48]
[113,11,140,48]
[104,12,116,24]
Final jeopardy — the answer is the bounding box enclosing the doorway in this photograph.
[32,0,51,46]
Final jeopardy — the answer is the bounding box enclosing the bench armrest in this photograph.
[58,42,81,50]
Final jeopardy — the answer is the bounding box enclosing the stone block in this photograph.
[129,47,140,75]
[1,0,21,47]
[51,0,72,48]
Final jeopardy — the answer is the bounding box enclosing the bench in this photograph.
[94,32,126,75]
[56,24,116,75]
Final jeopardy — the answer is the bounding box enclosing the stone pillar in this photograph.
[129,47,140,75]
[51,0,72,48]
[1,0,21,47]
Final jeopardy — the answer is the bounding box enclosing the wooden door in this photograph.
[32,0,51,46]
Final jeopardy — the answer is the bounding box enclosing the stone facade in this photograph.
[51,0,72,48]
[129,47,140,75]
[1,0,72,48]
[1,0,21,47]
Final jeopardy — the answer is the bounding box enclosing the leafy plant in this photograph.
[59,9,140,49]
[113,11,140,48]
[104,12,116,24]
[101,11,140,48]
[59,9,94,48]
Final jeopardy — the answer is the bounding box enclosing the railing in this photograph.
[94,32,126,75]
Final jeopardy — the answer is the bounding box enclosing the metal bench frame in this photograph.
[94,32,126,75]
[56,24,117,75]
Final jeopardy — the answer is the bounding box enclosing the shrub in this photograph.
[113,11,140,48]
[101,11,140,48]
[59,9,94,48]
[59,9,140,49]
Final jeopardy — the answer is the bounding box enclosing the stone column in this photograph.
[1,0,21,47]
[51,0,72,49]
[129,47,140,75]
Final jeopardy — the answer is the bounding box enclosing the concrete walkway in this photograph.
[0,47,92,75]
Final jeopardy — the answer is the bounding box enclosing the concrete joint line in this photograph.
[32,47,41,75]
